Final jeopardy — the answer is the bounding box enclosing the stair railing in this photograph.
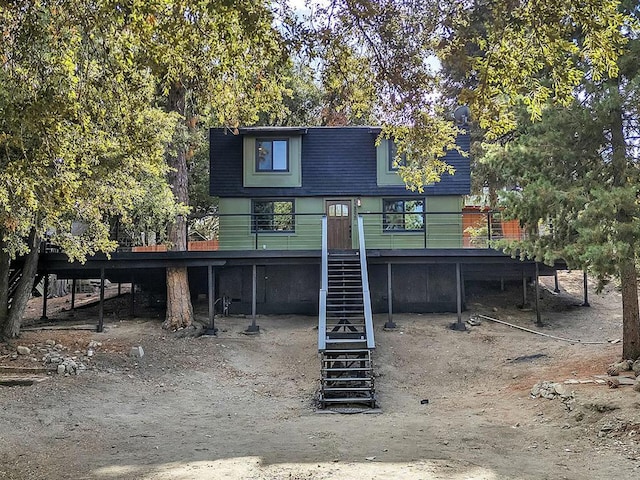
[318,215,328,351]
[357,215,375,349]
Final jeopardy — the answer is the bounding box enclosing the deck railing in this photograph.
[357,216,375,350]
[112,210,525,252]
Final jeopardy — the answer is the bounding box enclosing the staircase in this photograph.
[318,217,376,409]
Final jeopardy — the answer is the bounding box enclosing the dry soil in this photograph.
[1,271,639,479]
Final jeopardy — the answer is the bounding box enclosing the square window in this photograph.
[256,139,289,172]
[383,199,424,231]
[252,200,294,232]
[388,141,407,171]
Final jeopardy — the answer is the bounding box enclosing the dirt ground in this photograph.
[1,271,640,480]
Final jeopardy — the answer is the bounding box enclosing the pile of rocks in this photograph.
[606,359,640,392]
[14,339,98,376]
[531,381,574,400]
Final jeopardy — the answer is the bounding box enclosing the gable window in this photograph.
[383,199,424,231]
[252,200,294,232]
[388,141,407,171]
[256,139,289,172]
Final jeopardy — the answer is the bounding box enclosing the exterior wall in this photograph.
[376,138,405,186]
[242,136,302,187]
[425,196,463,248]
[357,196,463,249]
[219,196,463,251]
[217,197,324,251]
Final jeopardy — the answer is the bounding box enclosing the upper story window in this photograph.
[383,198,424,231]
[256,139,289,172]
[388,141,407,171]
[252,199,294,232]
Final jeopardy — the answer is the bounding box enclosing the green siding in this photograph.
[376,139,405,186]
[218,195,463,250]
[425,196,463,248]
[217,197,323,251]
[243,136,302,187]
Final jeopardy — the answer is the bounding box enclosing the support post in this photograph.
[40,274,49,321]
[535,263,542,326]
[452,262,466,331]
[582,270,590,307]
[553,271,560,293]
[71,278,77,313]
[500,276,504,292]
[129,277,135,318]
[97,268,105,332]
[384,262,396,329]
[245,264,260,333]
[205,265,218,335]
[521,269,529,309]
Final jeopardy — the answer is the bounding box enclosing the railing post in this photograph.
[486,211,492,247]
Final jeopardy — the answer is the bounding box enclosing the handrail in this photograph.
[357,215,375,350]
[318,216,328,352]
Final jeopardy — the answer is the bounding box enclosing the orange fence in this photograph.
[132,240,219,252]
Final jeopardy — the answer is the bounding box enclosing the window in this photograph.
[256,139,289,171]
[252,200,294,232]
[388,141,407,171]
[383,199,424,231]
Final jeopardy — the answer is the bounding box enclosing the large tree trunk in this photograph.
[609,80,640,360]
[0,238,11,334]
[620,259,640,360]
[163,83,194,331]
[2,229,40,339]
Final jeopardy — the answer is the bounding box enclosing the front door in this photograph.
[326,199,352,250]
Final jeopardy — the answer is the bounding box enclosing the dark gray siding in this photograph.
[210,126,470,197]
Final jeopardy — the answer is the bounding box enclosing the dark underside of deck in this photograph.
[17,248,569,320]
[34,248,563,279]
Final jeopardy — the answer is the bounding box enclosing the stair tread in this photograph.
[323,349,370,354]
[319,397,375,403]
[322,367,373,373]
[322,377,374,383]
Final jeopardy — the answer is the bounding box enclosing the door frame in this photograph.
[325,198,353,250]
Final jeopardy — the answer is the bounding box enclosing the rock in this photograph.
[614,360,633,372]
[607,365,620,376]
[632,360,640,376]
[129,346,144,358]
[45,339,56,346]
[57,364,66,374]
[607,378,620,389]
[17,346,31,355]
[634,379,640,393]
[531,381,573,400]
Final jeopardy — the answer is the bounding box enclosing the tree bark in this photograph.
[620,259,640,360]
[609,80,640,360]
[0,238,10,334]
[163,83,194,331]
[2,229,40,339]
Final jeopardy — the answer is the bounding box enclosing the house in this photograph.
[208,126,483,316]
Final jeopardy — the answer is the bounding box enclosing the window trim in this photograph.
[251,199,295,233]
[382,198,425,232]
[388,140,407,171]
[255,138,290,172]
